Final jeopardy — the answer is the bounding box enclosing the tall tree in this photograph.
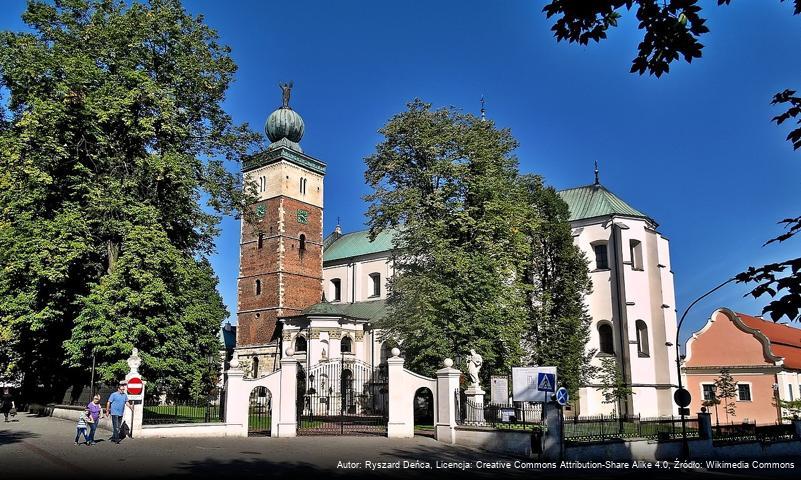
[542,1,801,323]
[0,0,259,400]
[364,99,530,378]
[519,175,594,399]
[364,99,593,393]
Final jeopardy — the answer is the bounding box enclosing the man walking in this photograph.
[106,382,133,444]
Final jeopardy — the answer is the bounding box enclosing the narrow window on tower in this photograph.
[299,177,307,195]
[635,320,649,357]
[630,239,643,270]
[257,233,264,249]
[252,357,259,378]
[598,323,614,355]
[255,279,261,295]
[331,278,341,302]
[299,234,306,251]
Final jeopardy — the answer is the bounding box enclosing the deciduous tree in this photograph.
[0,0,259,399]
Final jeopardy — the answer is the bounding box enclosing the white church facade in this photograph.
[234,89,679,418]
[278,181,680,418]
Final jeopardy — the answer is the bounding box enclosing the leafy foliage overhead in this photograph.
[542,0,801,323]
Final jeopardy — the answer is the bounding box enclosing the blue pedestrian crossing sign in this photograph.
[556,387,569,406]
[537,372,555,392]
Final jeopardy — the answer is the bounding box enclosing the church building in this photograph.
[233,92,679,417]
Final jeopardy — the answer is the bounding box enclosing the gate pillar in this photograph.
[387,348,412,438]
[435,358,461,444]
[275,349,298,437]
[224,353,248,437]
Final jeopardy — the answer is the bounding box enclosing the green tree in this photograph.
[518,175,594,399]
[542,1,801,324]
[598,356,633,416]
[364,100,593,391]
[364,99,531,378]
[0,0,259,400]
[713,368,738,423]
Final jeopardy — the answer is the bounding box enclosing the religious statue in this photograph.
[127,348,142,375]
[279,81,293,108]
[467,349,483,389]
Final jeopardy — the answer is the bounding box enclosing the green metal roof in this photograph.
[556,184,652,223]
[299,299,389,322]
[323,228,397,262]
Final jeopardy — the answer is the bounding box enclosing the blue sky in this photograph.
[2,1,801,346]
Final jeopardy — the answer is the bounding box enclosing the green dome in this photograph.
[265,107,304,143]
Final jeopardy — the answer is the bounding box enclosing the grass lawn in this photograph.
[143,405,223,424]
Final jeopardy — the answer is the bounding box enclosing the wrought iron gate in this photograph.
[248,386,271,436]
[297,358,388,436]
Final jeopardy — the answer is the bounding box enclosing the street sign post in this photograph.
[512,366,557,402]
[127,376,143,400]
[674,388,691,408]
[555,387,569,406]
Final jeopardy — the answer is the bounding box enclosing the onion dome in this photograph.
[265,107,305,144]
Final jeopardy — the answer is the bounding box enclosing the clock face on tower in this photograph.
[296,209,309,224]
[255,205,266,219]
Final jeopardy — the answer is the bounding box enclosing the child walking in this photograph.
[75,408,92,445]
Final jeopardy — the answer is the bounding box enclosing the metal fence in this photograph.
[712,422,796,444]
[564,414,700,443]
[142,397,225,425]
[457,396,544,431]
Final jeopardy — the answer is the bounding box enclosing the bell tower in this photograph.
[236,83,325,369]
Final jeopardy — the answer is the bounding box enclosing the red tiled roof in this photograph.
[737,312,801,370]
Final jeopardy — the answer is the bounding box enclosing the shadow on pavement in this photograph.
[0,429,39,446]
[161,458,347,479]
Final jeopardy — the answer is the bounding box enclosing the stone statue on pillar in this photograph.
[466,349,483,391]
[127,348,141,375]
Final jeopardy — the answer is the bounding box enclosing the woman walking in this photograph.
[86,394,103,444]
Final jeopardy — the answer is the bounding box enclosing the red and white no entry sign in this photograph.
[127,377,143,395]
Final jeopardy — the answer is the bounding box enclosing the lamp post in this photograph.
[89,348,96,395]
[674,277,736,459]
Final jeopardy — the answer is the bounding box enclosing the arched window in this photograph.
[593,242,609,270]
[331,278,341,302]
[341,335,352,354]
[252,356,259,378]
[294,336,307,353]
[257,233,264,249]
[636,320,650,357]
[299,234,306,251]
[255,279,261,295]
[598,323,614,354]
[299,177,307,195]
[630,240,643,270]
[369,272,381,297]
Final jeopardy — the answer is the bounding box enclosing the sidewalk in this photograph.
[0,413,795,479]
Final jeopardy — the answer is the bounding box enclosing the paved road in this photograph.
[1,414,798,479]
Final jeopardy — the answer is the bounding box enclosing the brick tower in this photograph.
[235,84,325,372]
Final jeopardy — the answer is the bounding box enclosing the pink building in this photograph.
[683,308,801,425]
